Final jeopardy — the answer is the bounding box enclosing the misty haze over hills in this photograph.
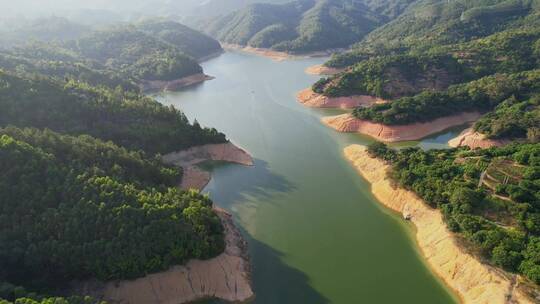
[0,0,289,26]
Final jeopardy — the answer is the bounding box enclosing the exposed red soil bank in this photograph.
[79,208,254,304]
[296,88,387,109]
[448,127,511,149]
[322,112,482,142]
[163,142,254,191]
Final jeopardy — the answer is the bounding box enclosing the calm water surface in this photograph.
[157,51,459,304]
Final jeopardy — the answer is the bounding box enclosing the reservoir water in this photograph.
[157,51,460,304]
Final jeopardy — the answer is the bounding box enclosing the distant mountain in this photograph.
[0,20,223,87]
[0,16,91,46]
[364,0,540,49]
[202,0,388,53]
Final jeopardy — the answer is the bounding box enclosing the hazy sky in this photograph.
[0,0,230,19]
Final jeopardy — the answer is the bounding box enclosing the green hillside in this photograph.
[368,142,540,284]
[68,27,202,81]
[203,0,383,53]
[0,127,223,298]
[0,44,138,91]
[136,20,222,59]
[0,20,224,88]
[309,0,540,143]
[0,70,226,154]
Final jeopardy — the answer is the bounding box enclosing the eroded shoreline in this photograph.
[304,64,344,75]
[221,43,341,61]
[322,112,481,142]
[78,208,254,304]
[296,88,387,109]
[163,142,254,191]
[448,127,511,149]
[344,145,533,304]
[140,73,214,92]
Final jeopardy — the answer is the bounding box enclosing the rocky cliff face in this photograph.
[344,145,533,304]
[323,112,481,142]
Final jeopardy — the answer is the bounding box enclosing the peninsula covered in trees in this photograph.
[0,19,223,90]
[367,142,540,285]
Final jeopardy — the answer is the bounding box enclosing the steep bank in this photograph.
[304,64,344,75]
[323,112,481,142]
[344,145,533,304]
[140,73,214,92]
[448,127,511,149]
[297,88,387,109]
[163,142,254,191]
[79,208,253,304]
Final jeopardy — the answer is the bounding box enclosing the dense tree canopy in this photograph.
[368,142,540,283]
[202,0,384,53]
[0,14,230,304]
[0,128,224,297]
[0,71,226,154]
[0,19,221,86]
[136,20,223,60]
[353,70,540,126]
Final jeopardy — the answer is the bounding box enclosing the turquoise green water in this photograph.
[157,52,459,304]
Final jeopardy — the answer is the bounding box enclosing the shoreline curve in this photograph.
[448,127,511,149]
[140,73,214,92]
[221,43,341,61]
[304,64,344,75]
[296,88,387,109]
[77,208,254,304]
[322,112,481,142]
[163,142,254,191]
[344,145,533,304]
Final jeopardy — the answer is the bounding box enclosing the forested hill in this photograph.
[0,127,224,301]
[368,142,540,285]
[309,0,540,143]
[0,43,140,91]
[0,20,222,86]
[66,26,203,82]
[201,0,385,53]
[135,20,223,60]
[0,13,233,304]
[326,0,540,68]
[0,70,226,154]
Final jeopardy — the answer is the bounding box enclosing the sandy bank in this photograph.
[344,145,533,304]
[222,43,290,61]
[222,43,340,61]
[140,73,214,92]
[322,112,481,142]
[296,88,387,109]
[78,208,253,304]
[304,64,344,75]
[449,127,511,149]
[163,142,254,191]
